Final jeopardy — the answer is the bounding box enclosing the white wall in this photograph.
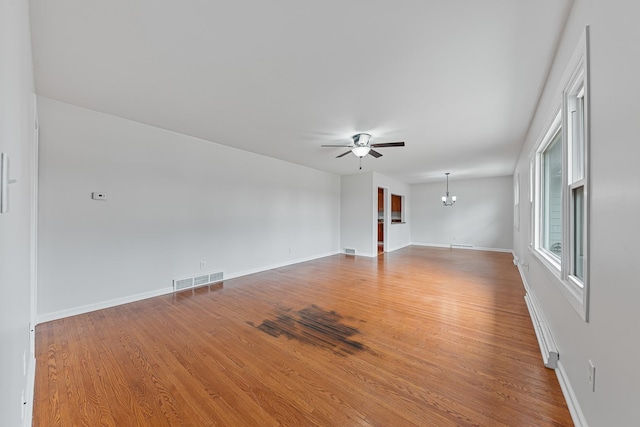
[513,0,640,425]
[0,0,36,425]
[37,97,340,320]
[373,172,411,252]
[340,172,374,256]
[340,171,411,256]
[411,176,513,251]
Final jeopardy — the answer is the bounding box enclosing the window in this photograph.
[567,81,586,285]
[531,27,590,320]
[541,126,562,261]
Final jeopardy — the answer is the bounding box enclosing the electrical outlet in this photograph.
[588,360,596,392]
[200,261,206,269]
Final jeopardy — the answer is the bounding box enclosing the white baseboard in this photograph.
[556,361,589,427]
[37,287,174,324]
[516,262,531,293]
[524,294,559,369]
[516,261,558,368]
[23,354,35,427]
[37,250,342,324]
[516,257,588,427]
[411,242,450,249]
[411,242,513,253]
[225,250,343,279]
[384,242,412,253]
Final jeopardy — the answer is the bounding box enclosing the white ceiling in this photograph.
[29,0,573,183]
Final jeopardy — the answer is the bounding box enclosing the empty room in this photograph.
[2,0,639,426]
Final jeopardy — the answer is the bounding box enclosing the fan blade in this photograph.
[370,141,405,148]
[336,150,352,158]
[322,144,353,147]
[368,149,383,158]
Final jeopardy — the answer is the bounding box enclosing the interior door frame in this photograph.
[377,186,389,255]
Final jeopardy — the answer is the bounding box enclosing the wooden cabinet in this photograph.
[378,188,384,211]
[391,194,401,213]
[377,222,383,242]
[391,194,403,223]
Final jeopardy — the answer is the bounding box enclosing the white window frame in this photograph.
[530,27,590,321]
[533,109,563,270]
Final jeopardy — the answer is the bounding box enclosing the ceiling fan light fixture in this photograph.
[352,145,371,157]
[353,133,371,146]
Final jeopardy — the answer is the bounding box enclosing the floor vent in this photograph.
[451,243,474,249]
[344,248,356,255]
[525,293,559,369]
[173,272,224,291]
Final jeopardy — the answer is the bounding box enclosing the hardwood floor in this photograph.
[33,246,573,426]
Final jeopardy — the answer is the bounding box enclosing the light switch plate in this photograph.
[588,359,596,392]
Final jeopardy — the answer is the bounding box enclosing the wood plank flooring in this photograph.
[33,246,573,426]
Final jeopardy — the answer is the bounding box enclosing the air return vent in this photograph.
[344,248,356,255]
[173,271,224,292]
[193,274,210,287]
[173,277,194,291]
[451,243,474,249]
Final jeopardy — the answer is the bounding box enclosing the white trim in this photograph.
[347,252,376,258]
[30,94,39,355]
[529,99,563,159]
[524,293,559,369]
[556,361,589,427]
[529,27,591,323]
[384,242,412,253]
[36,250,342,323]
[411,242,513,253]
[517,263,559,368]
[530,245,586,318]
[516,263,586,426]
[224,250,345,278]
[516,261,530,292]
[22,353,36,427]
[411,242,451,249]
[37,287,174,323]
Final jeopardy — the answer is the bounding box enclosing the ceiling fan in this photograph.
[322,133,405,169]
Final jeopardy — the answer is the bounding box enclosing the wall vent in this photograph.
[451,243,474,249]
[173,277,194,291]
[344,248,356,255]
[209,272,224,282]
[173,271,224,291]
[193,274,210,287]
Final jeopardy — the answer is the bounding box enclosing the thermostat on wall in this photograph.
[91,192,107,200]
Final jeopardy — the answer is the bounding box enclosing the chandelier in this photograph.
[442,173,456,206]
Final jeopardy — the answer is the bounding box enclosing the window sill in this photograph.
[529,247,587,321]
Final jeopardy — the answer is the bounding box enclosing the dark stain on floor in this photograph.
[248,305,368,355]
